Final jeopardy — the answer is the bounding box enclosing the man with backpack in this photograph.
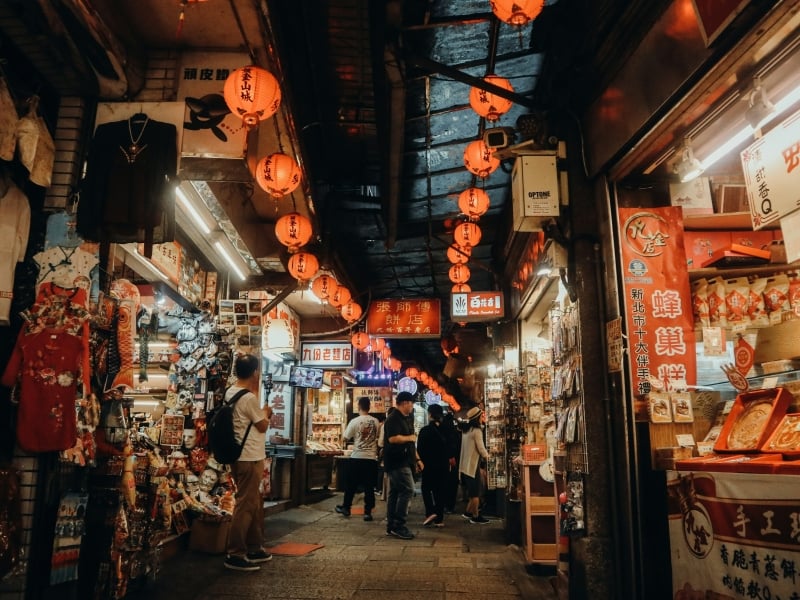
[223,353,273,572]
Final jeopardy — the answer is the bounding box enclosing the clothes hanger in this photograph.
[130,105,148,124]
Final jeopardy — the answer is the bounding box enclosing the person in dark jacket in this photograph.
[416,404,454,527]
[441,412,461,513]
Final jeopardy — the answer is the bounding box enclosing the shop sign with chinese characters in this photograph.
[618,207,697,398]
[741,108,800,230]
[352,387,393,413]
[451,291,504,322]
[668,470,800,598]
[366,299,441,338]
[300,342,353,368]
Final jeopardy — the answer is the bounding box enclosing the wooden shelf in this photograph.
[688,259,799,281]
[520,460,558,566]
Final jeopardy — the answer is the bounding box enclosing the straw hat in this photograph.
[466,406,482,421]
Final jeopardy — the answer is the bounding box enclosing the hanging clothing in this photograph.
[32,246,99,303]
[0,180,31,326]
[1,328,84,453]
[77,116,178,256]
[15,97,55,188]
[0,76,18,162]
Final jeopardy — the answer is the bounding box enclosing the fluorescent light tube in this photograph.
[176,186,212,235]
[214,239,247,281]
[700,82,800,171]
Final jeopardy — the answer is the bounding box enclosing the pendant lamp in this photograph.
[469,75,514,121]
[275,212,312,253]
[256,153,301,197]
[223,65,281,128]
[463,139,500,177]
[458,187,490,219]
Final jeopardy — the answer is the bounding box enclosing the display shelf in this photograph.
[688,259,799,281]
[520,460,557,565]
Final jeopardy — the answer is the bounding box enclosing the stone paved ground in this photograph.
[128,492,558,600]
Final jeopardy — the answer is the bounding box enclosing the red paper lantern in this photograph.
[310,274,338,301]
[469,75,514,121]
[447,243,472,265]
[275,212,313,253]
[406,367,419,379]
[329,286,351,308]
[389,357,402,372]
[223,65,281,128]
[351,331,370,350]
[452,283,471,293]
[340,301,362,322]
[256,153,301,198]
[453,221,482,247]
[287,252,319,282]
[458,187,490,219]
[449,264,470,284]
[371,338,386,352]
[490,0,544,26]
[381,347,392,361]
[463,140,499,178]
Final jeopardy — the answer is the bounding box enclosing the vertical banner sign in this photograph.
[366,299,441,338]
[618,207,697,397]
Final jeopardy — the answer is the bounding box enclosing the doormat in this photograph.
[267,542,324,556]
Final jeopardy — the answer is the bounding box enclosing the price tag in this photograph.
[676,434,696,448]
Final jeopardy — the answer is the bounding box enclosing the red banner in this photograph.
[618,207,696,397]
[668,470,800,598]
[366,299,441,338]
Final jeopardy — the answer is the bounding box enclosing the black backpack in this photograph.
[207,389,252,464]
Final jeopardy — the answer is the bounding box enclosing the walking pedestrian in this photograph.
[416,404,453,527]
[336,396,380,521]
[459,406,490,524]
[383,392,419,539]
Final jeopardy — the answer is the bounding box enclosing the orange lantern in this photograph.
[255,153,301,198]
[490,0,544,26]
[275,212,313,253]
[452,283,471,293]
[406,367,419,379]
[447,243,471,265]
[223,65,281,128]
[469,75,514,121]
[463,139,499,178]
[371,338,386,352]
[453,221,482,247]
[381,347,392,361]
[390,357,402,372]
[449,264,470,284]
[329,285,351,308]
[287,251,319,282]
[351,331,370,350]
[458,187,490,219]
[340,301,362,322]
[310,274,338,301]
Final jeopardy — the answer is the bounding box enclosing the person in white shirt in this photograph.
[336,396,380,521]
[224,354,273,572]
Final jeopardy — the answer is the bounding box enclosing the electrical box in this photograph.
[512,153,561,231]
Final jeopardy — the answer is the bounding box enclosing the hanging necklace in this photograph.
[121,116,149,164]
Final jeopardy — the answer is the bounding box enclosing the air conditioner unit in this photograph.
[512,152,561,232]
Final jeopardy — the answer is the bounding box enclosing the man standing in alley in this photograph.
[224,353,273,571]
[383,391,420,539]
[336,396,380,521]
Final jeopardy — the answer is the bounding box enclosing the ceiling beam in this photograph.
[405,54,538,109]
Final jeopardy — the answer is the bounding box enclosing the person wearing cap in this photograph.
[459,406,490,524]
[382,391,419,539]
[416,403,454,527]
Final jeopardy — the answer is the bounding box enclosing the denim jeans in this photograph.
[386,466,414,531]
